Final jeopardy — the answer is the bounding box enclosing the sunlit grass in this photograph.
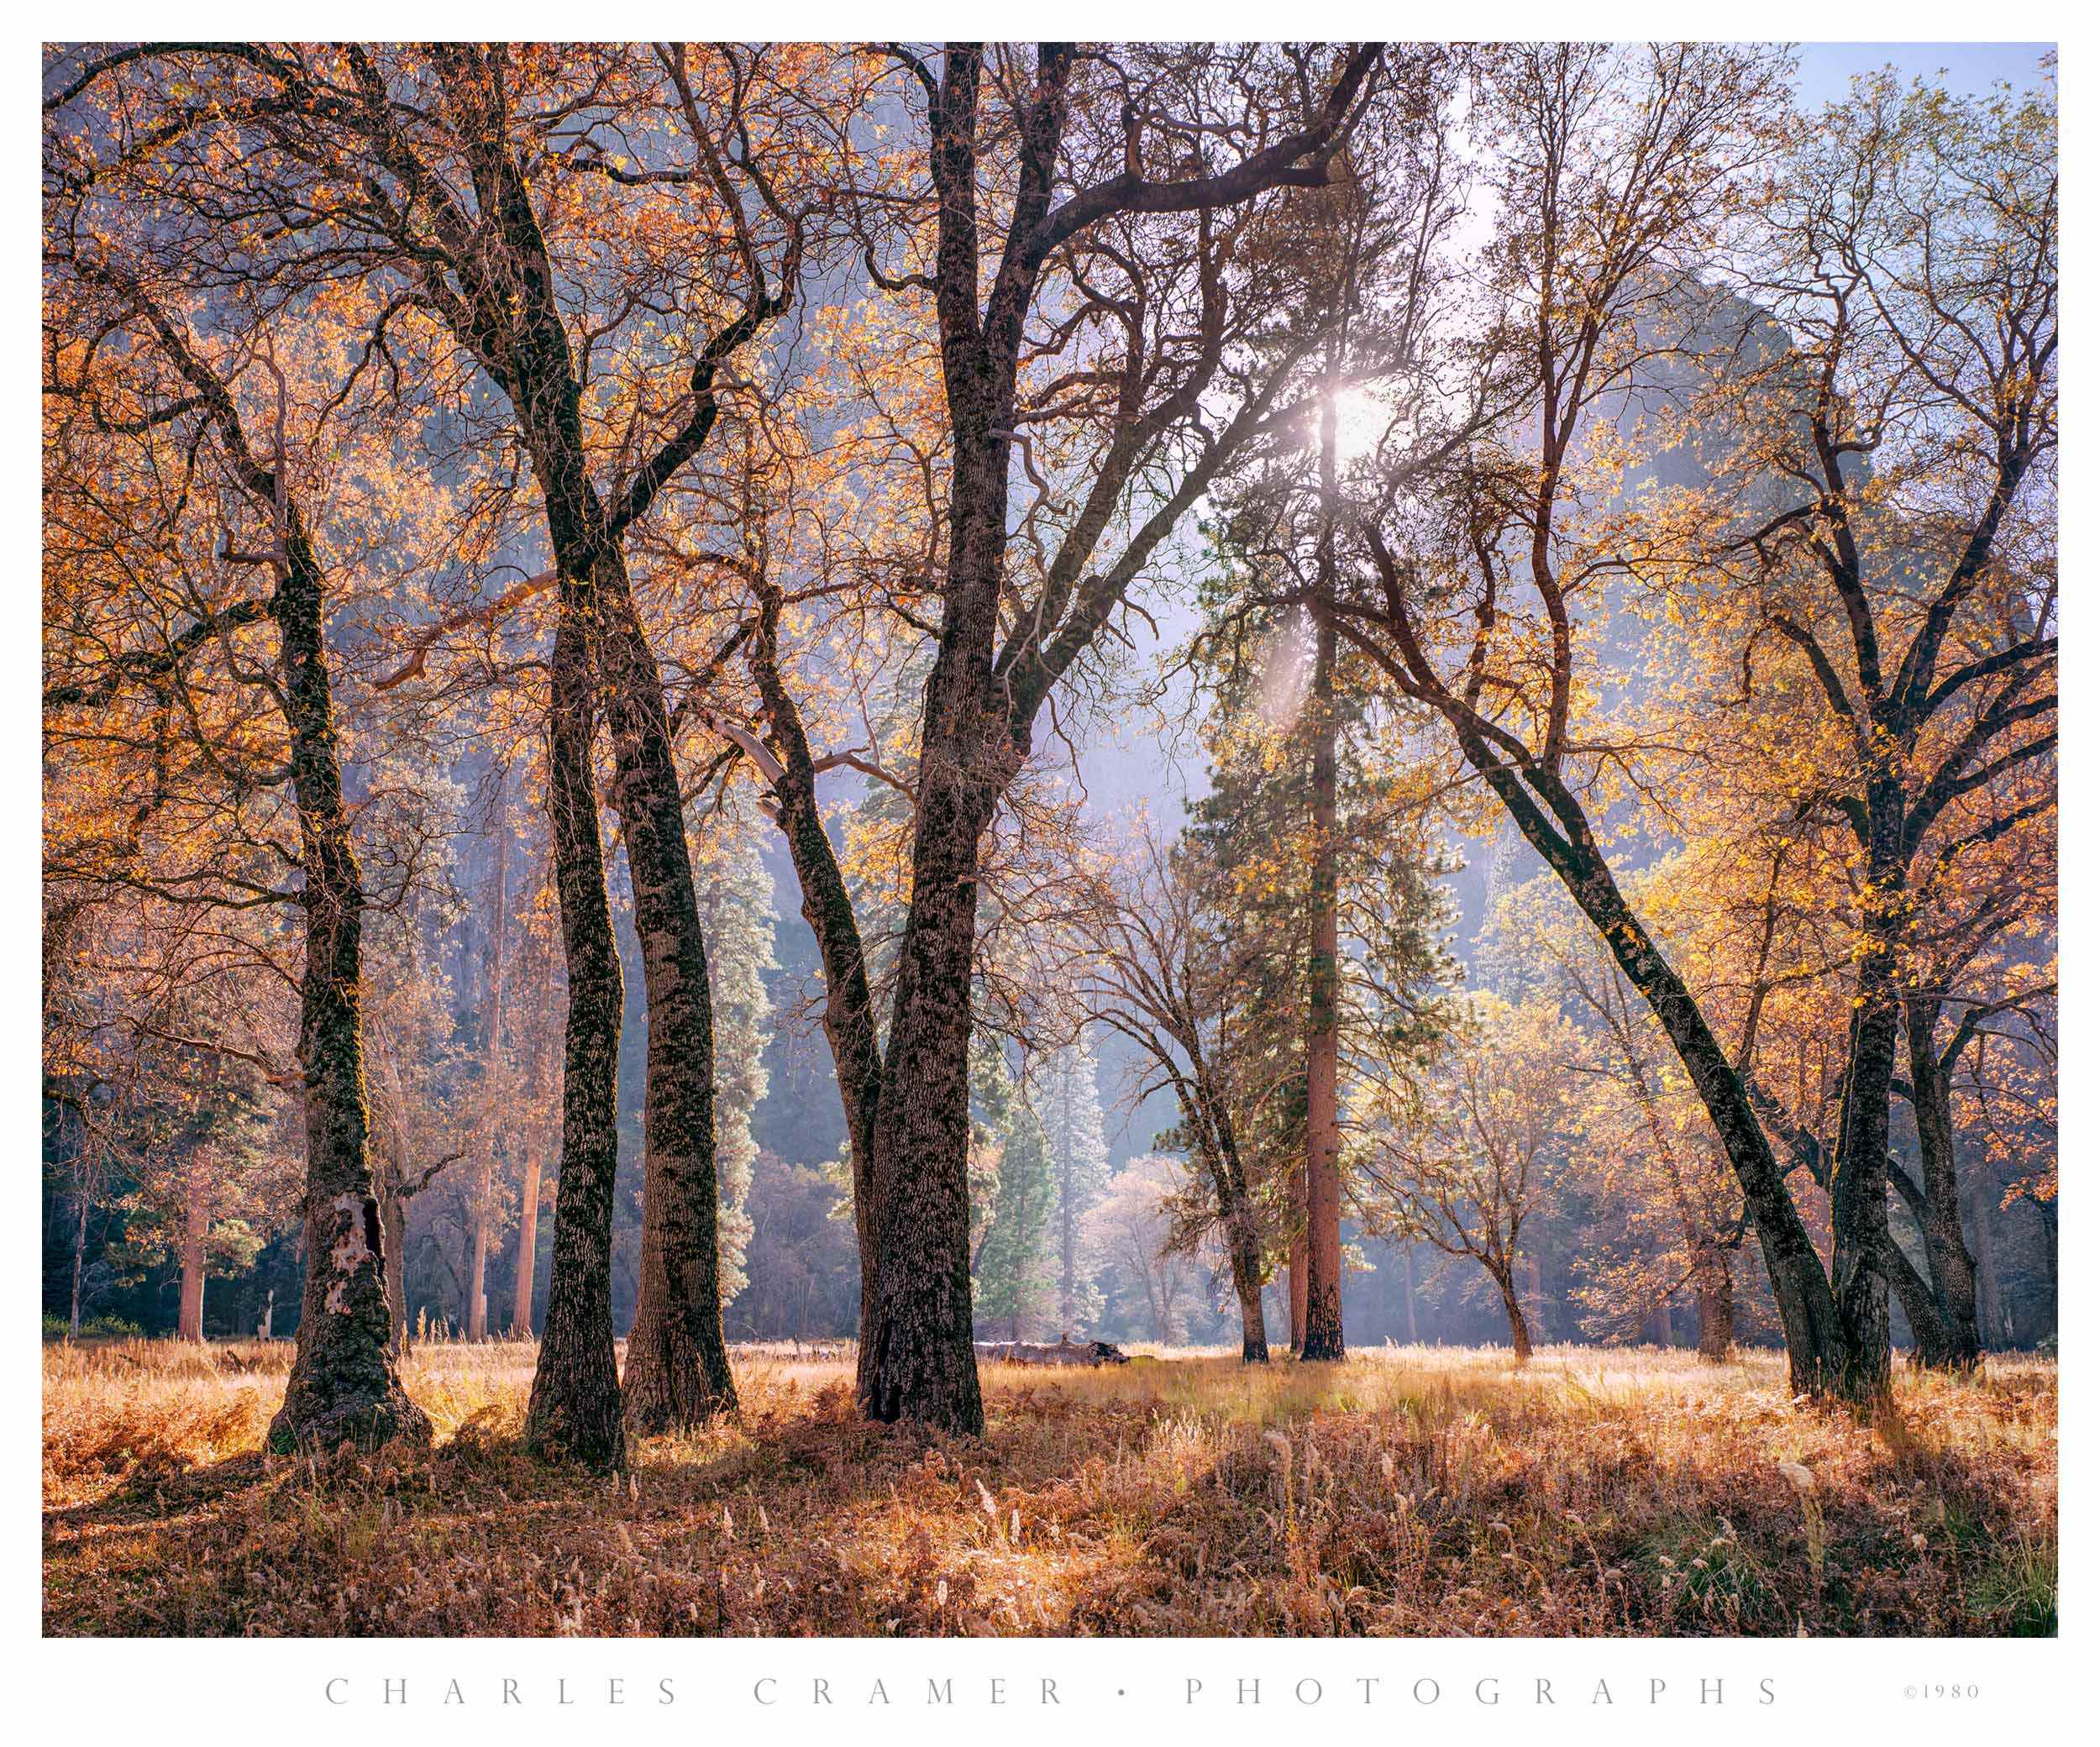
[43,1337,2055,1637]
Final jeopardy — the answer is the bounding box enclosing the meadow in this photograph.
[42,1339,2056,1637]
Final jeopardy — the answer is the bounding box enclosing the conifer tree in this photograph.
[1040,1036,1110,1338]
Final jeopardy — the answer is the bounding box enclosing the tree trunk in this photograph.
[523,590,626,1470]
[1288,1166,1309,1353]
[70,1183,89,1339]
[1300,390,1346,1364]
[1175,1078,1268,1364]
[1830,933,1898,1398]
[1223,1178,1269,1365]
[745,592,886,1340]
[512,1144,542,1338]
[267,520,428,1453]
[1439,729,1849,1398]
[462,158,738,1437]
[853,364,1020,1434]
[1402,1243,1420,1345]
[1496,1270,1533,1363]
[570,550,738,1433]
[379,1173,409,1355]
[596,547,736,1434]
[851,38,1378,1433]
[1691,1239,1734,1361]
[1968,1167,2009,1349]
[466,784,512,1344]
[1233,1241,1270,1365]
[1904,996,1982,1368]
[177,1187,207,1342]
[856,758,998,1433]
[465,1192,491,1340]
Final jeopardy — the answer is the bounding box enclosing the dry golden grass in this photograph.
[43,1338,2055,1637]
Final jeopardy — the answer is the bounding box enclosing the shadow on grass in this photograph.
[43,1351,2057,1638]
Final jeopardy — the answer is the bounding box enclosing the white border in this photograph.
[10,11,2084,1741]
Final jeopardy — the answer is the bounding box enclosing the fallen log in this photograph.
[972,1335,1131,1367]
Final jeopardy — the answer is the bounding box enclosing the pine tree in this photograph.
[1182,526,1462,1349]
[697,808,778,1307]
[969,1036,1055,1340]
[1040,1036,1110,1338]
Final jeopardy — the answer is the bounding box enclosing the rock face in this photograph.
[972,1335,1131,1367]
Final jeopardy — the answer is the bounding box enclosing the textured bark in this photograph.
[1164,1062,1268,1365]
[605,550,738,1434]
[853,53,1017,1432]
[507,385,736,1440]
[1231,1238,1270,1365]
[1878,1208,1952,1369]
[857,731,999,1432]
[266,520,428,1452]
[1569,861,1840,1396]
[1221,1185,1271,1365]
[1186,1089,1268,1366]
[1903,995,1983,1368]
[121,286,423,1447]
[69,1188,89,1340]
[522,596,626,1469]
[395,57,749,1436]
[1830,896,1898,1398]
